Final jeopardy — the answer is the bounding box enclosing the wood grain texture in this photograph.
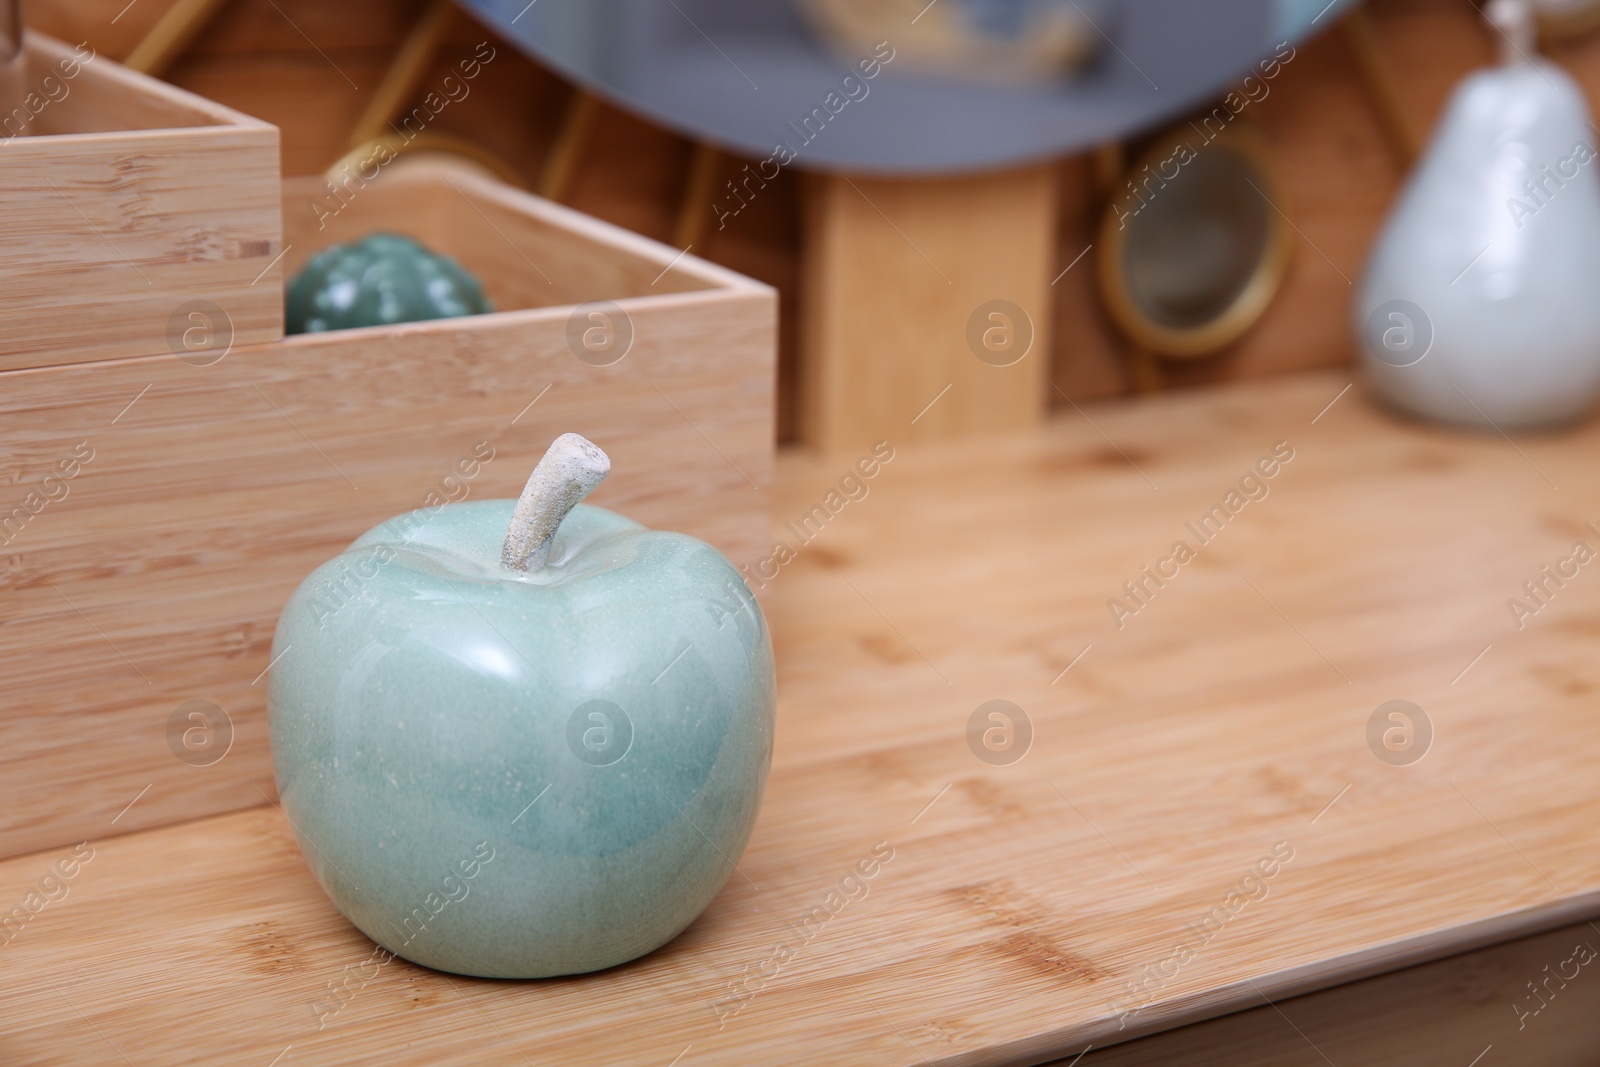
[799,165,1057,452]
[0,161,774,863]
[3,370,1599,1064]
[0,33,282,372]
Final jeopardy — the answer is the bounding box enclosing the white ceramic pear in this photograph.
[1355,0,1600,428]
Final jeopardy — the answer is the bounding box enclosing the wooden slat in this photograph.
[799,165,1058,451]
[345,0,454,147]
[4,370,1599,1063]
[123,0,233,77]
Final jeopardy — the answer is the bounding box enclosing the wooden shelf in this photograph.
[7,370,1600,1064]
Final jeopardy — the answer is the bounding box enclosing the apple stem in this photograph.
[501,433,611,573]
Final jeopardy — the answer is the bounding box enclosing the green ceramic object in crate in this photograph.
[286,233,492,334]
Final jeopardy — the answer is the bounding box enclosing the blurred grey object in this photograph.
[455,0,1349,174]
[1355,0,1600,428]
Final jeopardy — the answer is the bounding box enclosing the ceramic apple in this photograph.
[268,434,774,978]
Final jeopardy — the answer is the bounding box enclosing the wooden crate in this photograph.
[0,31,282,371]
[0,158,774,861]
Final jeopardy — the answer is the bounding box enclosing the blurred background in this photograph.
[26,0,1600,444]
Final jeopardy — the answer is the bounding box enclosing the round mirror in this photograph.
[456,0,1341,174]
[1098,123,1291,358]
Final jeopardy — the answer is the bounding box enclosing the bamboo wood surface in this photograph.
[3,370,1598,1064]
[0,33,282,372]
[0,161,774,863]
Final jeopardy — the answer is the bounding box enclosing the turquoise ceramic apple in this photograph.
[268,434,774,978]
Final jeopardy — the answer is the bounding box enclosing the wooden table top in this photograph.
[7,370,1600,1066]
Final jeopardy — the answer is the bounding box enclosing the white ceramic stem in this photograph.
[501,433,610,573]
[1487,0,1535,65]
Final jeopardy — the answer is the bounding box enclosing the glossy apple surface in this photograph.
[268,498,774,978]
